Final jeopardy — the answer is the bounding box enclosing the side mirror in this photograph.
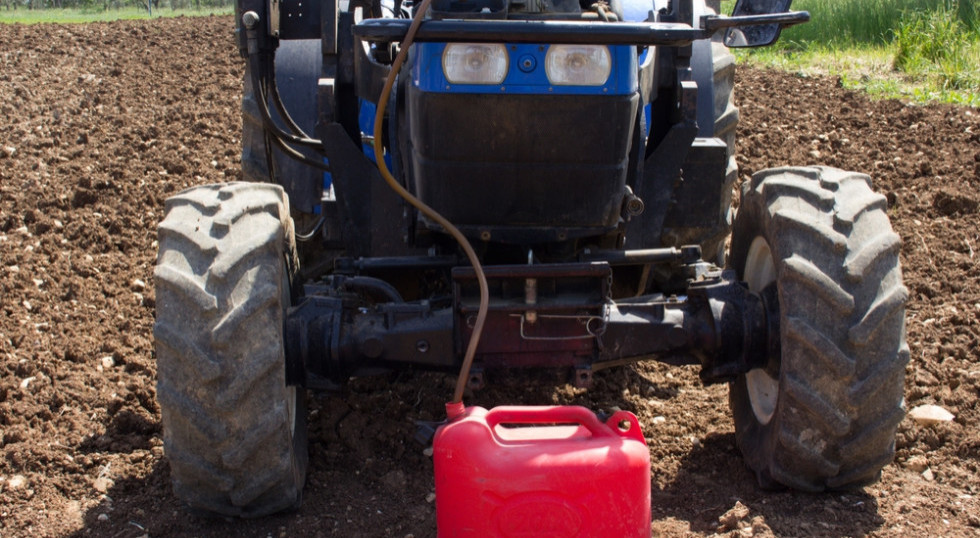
[725,0,794,48]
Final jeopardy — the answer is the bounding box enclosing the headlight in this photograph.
[442,43,508,85]
[545,45,611,86]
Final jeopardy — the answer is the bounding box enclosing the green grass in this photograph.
[721,0,980,107]
[0,5,233,24]
[780,0,973,46]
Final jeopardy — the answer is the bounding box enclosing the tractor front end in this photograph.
[152,0,908,520]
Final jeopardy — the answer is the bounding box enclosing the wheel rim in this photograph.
[744,236,779,425]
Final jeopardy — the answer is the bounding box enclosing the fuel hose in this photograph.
[371,0,489,406]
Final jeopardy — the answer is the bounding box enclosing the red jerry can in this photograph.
[433,404,651,537]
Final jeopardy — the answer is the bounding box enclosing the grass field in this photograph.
[0,5,232,24]
[722,0,980,106]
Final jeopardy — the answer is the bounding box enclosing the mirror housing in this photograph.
[725,0,794,48]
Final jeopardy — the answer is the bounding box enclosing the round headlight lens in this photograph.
[442,43,509,85]
[545,45,611,86]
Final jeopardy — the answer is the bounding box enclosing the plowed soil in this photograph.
[1,15,979,538]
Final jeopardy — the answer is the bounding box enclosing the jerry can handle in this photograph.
[485,406,645,443]
[605,410,646,444]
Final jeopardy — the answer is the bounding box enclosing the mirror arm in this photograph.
[701,11,810,32]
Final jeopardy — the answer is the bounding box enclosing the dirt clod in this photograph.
[717,501,751,532]
[906,455,929,473]
[7,475,27,490]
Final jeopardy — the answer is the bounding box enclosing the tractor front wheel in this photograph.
[728,166,908,491]
[154,182,307,516]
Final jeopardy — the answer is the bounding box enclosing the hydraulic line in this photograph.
[251,60,324,151]
[262,118,333,173]
[294,215,326,242]
[239,34,330,170]
[344,275,406,303]
[264,58,312,140]
[371,0,489,405]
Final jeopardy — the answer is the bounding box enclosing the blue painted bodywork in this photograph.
[338,40,647,198]
[411,43,638,96]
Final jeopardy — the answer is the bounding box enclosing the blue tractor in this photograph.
[153,0,909,516]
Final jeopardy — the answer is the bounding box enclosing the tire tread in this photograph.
[730,166,907,491]
[155,182,306,517]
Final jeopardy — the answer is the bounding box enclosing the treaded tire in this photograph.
[728,166,909,491]
[154,182,307,517]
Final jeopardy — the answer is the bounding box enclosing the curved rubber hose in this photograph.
[372,0,489,405]
[249,52,324,151]
[346,276,405,304]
